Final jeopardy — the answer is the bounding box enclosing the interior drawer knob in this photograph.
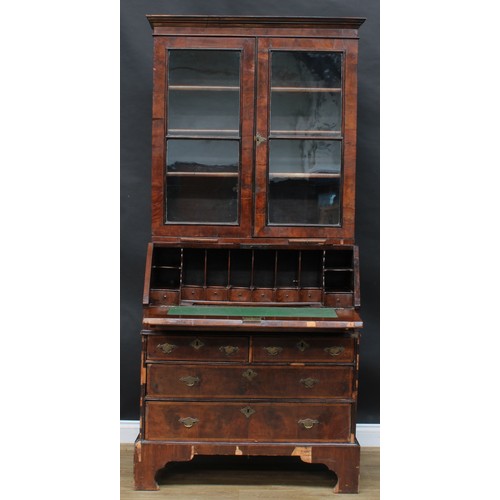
[300,377,320,389]
[324,346,345,356]
[179,375,200,387]
[156,342,177,354]
[179,417,199,428]
[219,345,240,356]
[263,346,283,356]
[298,418,319,429]
[242,369,258,381]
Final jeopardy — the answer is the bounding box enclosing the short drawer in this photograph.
[252,336,355,363]
[149,290,180,306]
[228,288,252,302]
[181,287,205,301]
[145,401,352,442]
[146,335,248,362]
[252,288,274,302]
[147,364,353,399]
[205,287,228,301]
[276,289,299,302]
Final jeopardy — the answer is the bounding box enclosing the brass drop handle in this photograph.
[157,342,177,354]
[324,346,345,357]
[179,417,199,428]
[300,377,319,389]
[263,346,283,356]
[255,133,267,145]
[219,345,239,356]
[179,375,200,387]
[298,418,319,429]
[242,369,258,381]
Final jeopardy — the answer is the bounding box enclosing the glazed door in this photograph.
[151,37,255,238]
[254,38,359,240]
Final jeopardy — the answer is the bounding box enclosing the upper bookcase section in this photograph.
[147,16,365,245]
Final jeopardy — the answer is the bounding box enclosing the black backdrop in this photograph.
[121,0,379,423]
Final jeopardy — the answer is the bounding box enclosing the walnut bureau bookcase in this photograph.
[134,15,365,494]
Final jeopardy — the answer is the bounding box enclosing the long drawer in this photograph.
[147,364,353,399]
[252,336,355,363]
[146,335,248,362]
[145,401,352,442]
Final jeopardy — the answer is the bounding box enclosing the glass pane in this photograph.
[270,91,341,134]
[269,140,341,174]
[167,139,239,173]
[166,176,238,223]
[168,90,239,136]
[167,49,240,136]
[169,50,240,87]
[270,51,342,134]
[272,52,342,88]
[268,178,340,226]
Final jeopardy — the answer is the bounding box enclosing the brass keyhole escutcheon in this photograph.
[219,345,239,356]
[296,340,310,352]
[179,417,199,428]
[157,342,177,354]
[298,418,319,429]
[300,377,319,389]
[240,406,256,418]
[190,338,205,350]
[324,346,345,357]
[263,346,283,356]
[255,133,267,145]
[179,376,200,387]
[242,369,258,381]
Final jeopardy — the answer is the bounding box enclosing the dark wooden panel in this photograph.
[146,335,249,362]
[252,336,355,363]
[147,364,353,399]
[145,401,352,442]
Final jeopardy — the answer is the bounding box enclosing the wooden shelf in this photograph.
[271,86,341,92]
[168,129,240,138]
[166,172,239,177]
[269,172,341,179]
[270,130,342,137]
[169,85,240,91]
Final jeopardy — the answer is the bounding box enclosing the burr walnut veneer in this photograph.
[134,15,365,494]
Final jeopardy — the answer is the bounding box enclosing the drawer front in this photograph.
[252,336,355,363]
[276,289,300,302]
[252,288,274,302]
[147,364,353,399]
[205,287,228,301]
[228,288,252,302]
[145,401,352,442]
[299,289,323,302]
[149,290,180,306]
[146,335,249,362]
[181,286,205,301]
